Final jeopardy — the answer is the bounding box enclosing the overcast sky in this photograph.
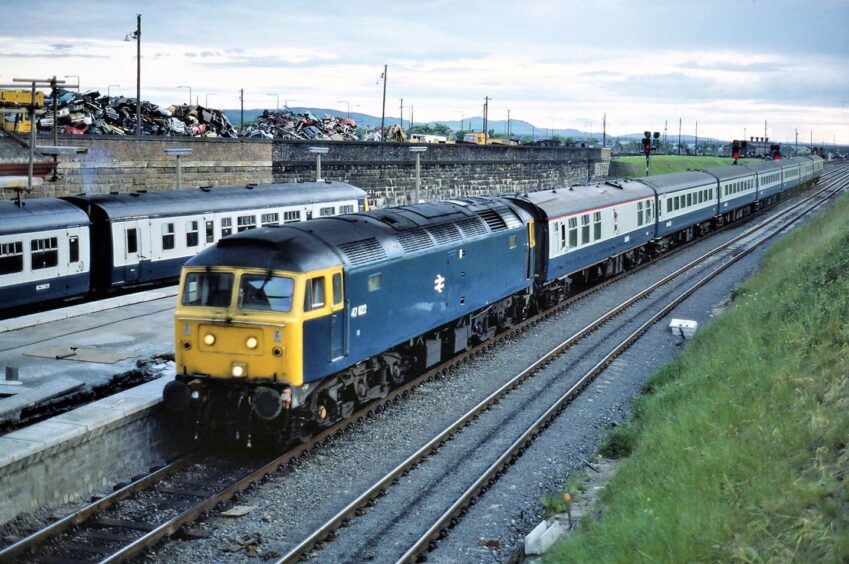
[2,0,847,143]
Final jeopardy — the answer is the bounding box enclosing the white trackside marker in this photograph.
[434,274,445,293]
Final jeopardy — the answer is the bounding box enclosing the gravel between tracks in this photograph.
[140,196,815,564]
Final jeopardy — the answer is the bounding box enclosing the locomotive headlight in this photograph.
[203,333,216,346]
[245,336,258,349]
[231,363,246,378]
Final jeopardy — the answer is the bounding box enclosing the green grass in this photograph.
[546,190,849,563]
[610,155,761,178]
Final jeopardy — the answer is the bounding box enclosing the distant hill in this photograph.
[223,107,722,143]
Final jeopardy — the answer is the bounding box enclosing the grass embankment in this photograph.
[548,190,849,562]
[610,155,761,177]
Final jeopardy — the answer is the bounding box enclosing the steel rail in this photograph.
[276,174,848,563]
[398,177,848,562]
[0,455,194,561]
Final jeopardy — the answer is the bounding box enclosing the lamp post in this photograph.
[308,146,329,181]
[124,13,141,137]
[164,148,192,189]
[409,146,427,203]
[284,99,296,109]
[108,84,120,97]
[64,75,80,90]
[178,85,192,105]
[338,100,351,119]
[205,93,217,107]
[268,94,279,111]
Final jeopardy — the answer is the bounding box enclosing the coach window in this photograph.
[162,223,175,250]
[31,237,58,270]
[320,206,335,217]
[186,220,199,247]
[592,212,602,240]
[205,221,214,243]
[283,210,301,223]
[339,205,354,214]
[221,217,233,237]
[69,236,80,263]
[304,277,326,311]
[686,193,692,207]
[126,228,138,254]
[666,198,672,213]
[261,212,279,227]
[559,223,567,250]
[332,273,343,305]
[237,214,257,232]
[645,200,653,221]
[637,201,644,226]
[0,241,23,275]
[581,214,590,244]
[568,217,578,248]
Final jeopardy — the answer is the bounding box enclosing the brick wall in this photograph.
[273,141,611,207]
[0,407,182,525]
[36,136,610,205]
[41,135,273,197]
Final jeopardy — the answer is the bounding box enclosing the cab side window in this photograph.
[304,277,326,311]
[332,273,343,305]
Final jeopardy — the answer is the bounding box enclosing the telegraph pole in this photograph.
[695,121,698,155]
[380,64,387,142]
[483,96,490,143]
[678,117,682,155]
[400,98,404,131]
[239,88,244,135]
[602,113,606,148]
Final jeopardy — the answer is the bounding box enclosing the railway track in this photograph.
[275,168,849,563]
[1,166,845,563]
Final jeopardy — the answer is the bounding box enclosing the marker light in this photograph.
[232,364,245,377]
[204,333,216,346]
[246,336,258,349]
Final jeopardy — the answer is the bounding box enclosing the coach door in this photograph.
[121,219,147,284]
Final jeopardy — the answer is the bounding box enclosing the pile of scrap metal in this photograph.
[243,109,359,140]
[35,89,239,137]
[383,124,407,142]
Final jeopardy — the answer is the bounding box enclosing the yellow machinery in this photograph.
[1,90,44,133]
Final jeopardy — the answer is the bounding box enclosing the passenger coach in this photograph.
[65,181,366,293]
[507,181,655,300]
[0,199,90,309]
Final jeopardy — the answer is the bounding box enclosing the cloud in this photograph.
[679,61,787,73]
[0,51,107,59]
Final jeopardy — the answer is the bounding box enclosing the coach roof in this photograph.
[64,181,365,221]
[0,198,89,237]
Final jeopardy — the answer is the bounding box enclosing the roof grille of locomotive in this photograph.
[501,207,524,229]
[337,237,387,266]
[397,228,435,253]
[475,209,508,232]
[426,223,462,245]
[456,217,488,238]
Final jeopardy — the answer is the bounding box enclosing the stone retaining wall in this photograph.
[33,136,609,206]
[0,380,181,525]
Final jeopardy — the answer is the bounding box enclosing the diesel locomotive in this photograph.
[163,156,823,444]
